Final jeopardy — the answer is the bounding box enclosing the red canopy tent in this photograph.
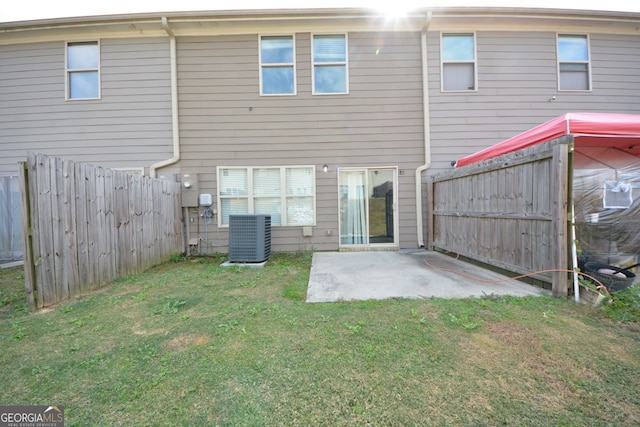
[456,112,640,168]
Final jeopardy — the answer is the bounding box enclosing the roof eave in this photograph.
[2,6,640,31]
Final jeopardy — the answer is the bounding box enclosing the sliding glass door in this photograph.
[339,168,396,247]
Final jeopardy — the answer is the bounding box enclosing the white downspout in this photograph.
[150,16,180,178]
[416,12,432,247]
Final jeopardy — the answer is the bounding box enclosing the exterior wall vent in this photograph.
[228,214,271,263]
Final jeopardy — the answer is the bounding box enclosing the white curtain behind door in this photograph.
[343,172,366,244]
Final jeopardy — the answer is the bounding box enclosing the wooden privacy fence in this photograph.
[19,153,183,310]
[0,175,23,262]
[428,138,571,297]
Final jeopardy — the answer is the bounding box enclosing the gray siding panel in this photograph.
[177,32,426,250]
[427,31,640,173]
[0,38,173,175]
[5,19,637,253]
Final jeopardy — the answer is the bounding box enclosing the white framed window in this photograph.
[66,41,100,100]
[113,167,144,176]
[259,35,296,95]
[312,34,348,95]
[441,33,476,92]
[217,166,315,226]
[557,34,591,91]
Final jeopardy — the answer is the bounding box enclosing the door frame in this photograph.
[337,166,399,250]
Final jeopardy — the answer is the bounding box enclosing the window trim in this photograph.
[311,33,349,95]
[113,167,145,176]
[65,40,101,100]
[259,34,297,96]
[556,33,592,92]
[440,32,477,93]
[217,165,316,227]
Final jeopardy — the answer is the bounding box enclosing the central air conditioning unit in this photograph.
[228,214,271,263]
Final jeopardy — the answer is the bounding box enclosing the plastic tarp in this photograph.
[455,112,640,168]
[573,162,640,271]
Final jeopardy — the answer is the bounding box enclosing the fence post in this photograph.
[551,143,570,297]
[427,178,434,250]
[18,161,36,312]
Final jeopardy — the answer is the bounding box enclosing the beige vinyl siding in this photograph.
[591,33,640,95]
[177,32,425,251]
[427,31,640,173]
[0,38,172,176]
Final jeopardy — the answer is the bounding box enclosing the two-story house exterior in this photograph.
[1,7,639,255]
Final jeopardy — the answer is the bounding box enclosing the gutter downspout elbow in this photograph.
[416,12,432,248]
[150,16,180,178]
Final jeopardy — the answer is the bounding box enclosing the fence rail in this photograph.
[428,138,571,297]
[20,153,183,310]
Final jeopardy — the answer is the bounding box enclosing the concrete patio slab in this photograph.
[306,250,551,303]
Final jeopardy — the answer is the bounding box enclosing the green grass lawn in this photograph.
[1,253,639,426]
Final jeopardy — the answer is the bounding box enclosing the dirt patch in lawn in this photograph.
[485,320,537,347]
[166,334,211,353]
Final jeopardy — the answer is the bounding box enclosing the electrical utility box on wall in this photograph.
[199,193,213,207]
[228,214,271,263]
[181,174,200,207]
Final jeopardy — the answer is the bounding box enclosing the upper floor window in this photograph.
[312,34,348,94]
[441,33,476,92]
[66,41,100,99]
[557,34,591,91]
[260,35,296,95]
[218,166,315,226]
